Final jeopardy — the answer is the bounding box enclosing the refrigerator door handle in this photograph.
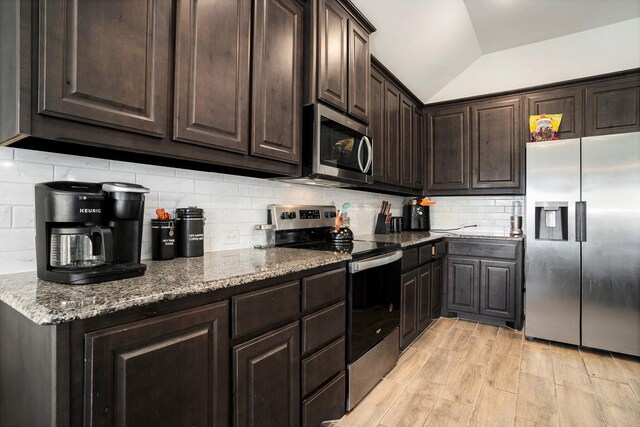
[576,201,587,242]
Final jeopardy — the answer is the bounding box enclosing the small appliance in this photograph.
[35,181,149,285]
[277,104,373,187]
[403,204,430,231]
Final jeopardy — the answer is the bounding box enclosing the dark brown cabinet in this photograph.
[370,68,386,183]
[251,0,304,164]
[446,256,480,314]
[84,302,229,427]
[315,0,372,123]
[174,0,251,153]
[317,0,349,113]
[426,105,470,192]
[400,241,445,348]
[39,0,171,136]
[470,96,522,190]
[234,322,300,427]
[400,269,418,348]
[347,20,370,123]
[585,75,640,136]
[413,107,424,190]
[443,239,523,329]
[384,82,401,185]
[400,94,414,188]
[525,87,583,139]
[479,260,516,319]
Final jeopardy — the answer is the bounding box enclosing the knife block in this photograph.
[374,213,390,234]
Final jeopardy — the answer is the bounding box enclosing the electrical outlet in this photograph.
[224,230,239,244]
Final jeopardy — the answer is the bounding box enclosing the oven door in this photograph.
[313,104,373,185]
[347,250,402,362]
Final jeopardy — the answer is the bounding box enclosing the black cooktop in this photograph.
[286,239,401,261]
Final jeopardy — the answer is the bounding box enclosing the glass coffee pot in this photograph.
[49,226,113,269]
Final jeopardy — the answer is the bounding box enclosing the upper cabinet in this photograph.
[251,0,304,164]
[524,87,583,140]
[370,68,386,184]
[174,0,251,153]
[426,105,470,192]
[470,96,522,191]
[585,75,640,136]
[39,0,171,136]
[310,0,374,124]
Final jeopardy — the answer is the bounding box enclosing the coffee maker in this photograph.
[403,204,430,231]
[35,182,149,284]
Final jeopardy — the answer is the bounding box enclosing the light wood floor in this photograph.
[334,318,640,427]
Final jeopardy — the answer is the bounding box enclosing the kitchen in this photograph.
[0,0,639,426]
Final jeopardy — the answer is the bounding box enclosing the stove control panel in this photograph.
[268,204,337,231]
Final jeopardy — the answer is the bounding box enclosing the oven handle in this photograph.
[349,250,403,273]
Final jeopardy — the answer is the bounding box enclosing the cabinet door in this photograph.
[370,68,386,183]
[84,302,229,427]
[174,0,251,153]
[447,256,480,314]
[426,106,470,191]
[234,322,300,427]
[317,0,349,112]
[39,0,170,136]
[400,94,414,188]
[525,87,583,139]
[251,0,304,164]
[384,83,401,185]
[479,260,516,319]
[431,258,443,319]
[471,97,521,190]
[347,20,370,123]
[400,269,418,348]
[417,263,432,331]
[413,106,424,190]
[585,75,640,136]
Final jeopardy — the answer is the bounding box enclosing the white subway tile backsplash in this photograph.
[110,160,176,176]
[0,228,36,251]
[11,206,35,228]
[0,183,37,205]
[158,192,212,210]
[0,161,54,183]
[0,250,36,275]
[175,168,225,181]
[430,195,524,235]
[14,149,108,169]
[137,174,194,193]
[0,206,12,228]
[194,180,239,196]
[54,166,135,183]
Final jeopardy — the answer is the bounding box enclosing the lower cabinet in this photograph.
[400,241,445,349]
[233,322,300,427]
[84,302,229,427]
[443,239,523,329]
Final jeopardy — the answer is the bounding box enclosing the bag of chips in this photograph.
[529,114,562,142]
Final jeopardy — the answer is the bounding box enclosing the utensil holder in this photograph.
[374,214,390,234]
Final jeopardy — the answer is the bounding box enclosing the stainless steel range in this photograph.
[268,204,402,410]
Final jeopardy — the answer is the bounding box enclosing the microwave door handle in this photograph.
[348,250,403,273]
[363,136,372,173]
[357,137,365,173]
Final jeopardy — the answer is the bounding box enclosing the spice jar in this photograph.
[151,219,176,260]
[253,224,275,249]
[175,207,205,257]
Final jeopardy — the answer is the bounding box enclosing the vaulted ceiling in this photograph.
[350,0,640,103]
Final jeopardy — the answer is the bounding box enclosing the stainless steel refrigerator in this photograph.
[525,132,640,357]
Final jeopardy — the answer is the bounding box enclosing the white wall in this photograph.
[0,146,405,275]
[429,18,640,103]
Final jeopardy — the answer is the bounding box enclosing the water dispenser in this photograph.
[534,202,568,241]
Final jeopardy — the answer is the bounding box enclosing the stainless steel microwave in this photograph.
[296,103,373,187]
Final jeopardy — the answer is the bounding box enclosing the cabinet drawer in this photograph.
[302,302,346,354]
[402,247,419,271]
[302,372,346,427]
[302,337,345,396]
[302,268,346,311]
[447,240,517,259]
[232,281,300,338]
[419,244,434,264]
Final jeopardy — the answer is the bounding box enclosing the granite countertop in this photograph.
[357,231,524,248]
[0,248,350,325]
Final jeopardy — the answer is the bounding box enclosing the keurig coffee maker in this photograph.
[35,181,149,284]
